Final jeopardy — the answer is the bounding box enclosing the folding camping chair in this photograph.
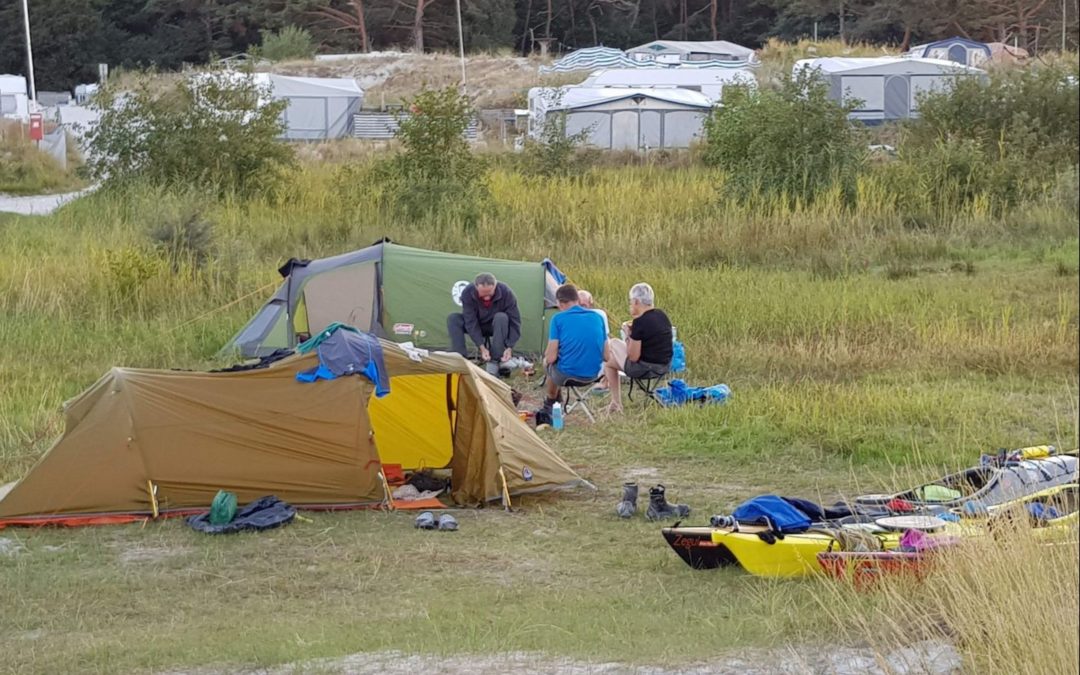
[627,368,670,405]
[562,376,601,423]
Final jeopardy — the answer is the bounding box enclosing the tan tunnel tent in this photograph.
[0,342,589,527]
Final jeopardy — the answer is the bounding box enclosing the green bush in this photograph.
[907,64,1080,172]
[370,86,488,227]
[148,199,215,272]
[84,68,295,198]
[101,246,163,305]
[894,63,1080,212]
[701,72,865,205]
[520,97,592,177]
[258,26,315,62]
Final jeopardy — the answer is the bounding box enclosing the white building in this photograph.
[580,67,756,103]
[793,57,985,123]
[626,40,756,65]
[528,86,713,150]
[1,74,30,121]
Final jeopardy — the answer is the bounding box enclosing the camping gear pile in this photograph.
[661,448,1078,580]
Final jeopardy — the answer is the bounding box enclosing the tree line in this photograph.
[1,0,1076,91]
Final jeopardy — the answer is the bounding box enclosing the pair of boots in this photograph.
[616,483,690,520]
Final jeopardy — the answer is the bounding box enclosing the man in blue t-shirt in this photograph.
[542,283,609,414]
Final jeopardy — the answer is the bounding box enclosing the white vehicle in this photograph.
[1,74,30,121]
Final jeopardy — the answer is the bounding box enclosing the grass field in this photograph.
[1,155,1078,673]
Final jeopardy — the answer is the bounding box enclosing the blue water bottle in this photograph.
[551,402,564,430]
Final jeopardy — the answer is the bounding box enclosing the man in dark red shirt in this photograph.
[447,273,522,376]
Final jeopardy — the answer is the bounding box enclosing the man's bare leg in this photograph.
[604,338,627,413]
[545,375,560,403]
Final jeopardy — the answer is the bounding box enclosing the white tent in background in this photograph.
[581,67,757,102]
[904,37,993,68]
[266,75,364,140]
[793,57,985,123]
[626,40,757,65]
[190,71,363,140]
[528,86,713,150]
[1,74,30,121]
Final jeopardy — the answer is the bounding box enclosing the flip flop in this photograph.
[414,511,436,530]
[437,514,459,531]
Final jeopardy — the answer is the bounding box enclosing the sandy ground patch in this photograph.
[156,641,960,674]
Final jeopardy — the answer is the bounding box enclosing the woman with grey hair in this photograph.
[601,282,673,413]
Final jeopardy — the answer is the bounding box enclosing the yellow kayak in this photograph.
[708,525,916,578]
[955,483,1078,539]
[711,529,839,577]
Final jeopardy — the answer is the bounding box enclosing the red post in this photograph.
[28,113,44,143]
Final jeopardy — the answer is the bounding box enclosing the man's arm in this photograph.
[544,339,559,367]
[504,288,522,348]
[460,289,486,347]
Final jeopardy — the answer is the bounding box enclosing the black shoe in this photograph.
[646,485,691,521]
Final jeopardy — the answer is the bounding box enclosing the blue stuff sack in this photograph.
[655,380,731,407]
[732,495,812,533]
[671,340,686,374]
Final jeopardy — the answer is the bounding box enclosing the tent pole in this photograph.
[499,467,513,512]
[380,468,397,509]
[146,481,159,519]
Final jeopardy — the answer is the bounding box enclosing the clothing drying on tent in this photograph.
[224,242,566,358]
[0,338,591,529]
[295,324,390,396]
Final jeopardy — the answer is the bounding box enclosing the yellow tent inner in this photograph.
[367,373,459,469]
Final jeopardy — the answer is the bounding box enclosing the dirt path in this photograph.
[0,187,95,216]
[158,642,961,675]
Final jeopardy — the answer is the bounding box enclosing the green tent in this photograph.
[226,242,565,357]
